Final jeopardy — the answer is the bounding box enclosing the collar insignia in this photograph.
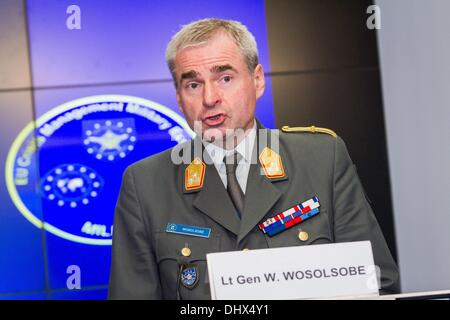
[259,147,285,180]
[185,157,205,192]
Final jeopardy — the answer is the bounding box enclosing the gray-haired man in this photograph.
[108,18,399,299]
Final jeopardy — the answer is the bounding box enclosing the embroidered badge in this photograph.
[180,264,199,289]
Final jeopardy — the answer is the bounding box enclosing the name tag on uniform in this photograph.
[166,223,211,238]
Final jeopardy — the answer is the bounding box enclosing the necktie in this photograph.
[224,152,245,218]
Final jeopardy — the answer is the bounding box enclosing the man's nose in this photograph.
[203,82,221,108]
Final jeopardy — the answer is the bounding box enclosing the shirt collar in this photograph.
[203,119,257,166]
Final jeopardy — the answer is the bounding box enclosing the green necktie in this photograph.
[224,152,244,218]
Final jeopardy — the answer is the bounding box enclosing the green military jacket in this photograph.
[108,122,399,299]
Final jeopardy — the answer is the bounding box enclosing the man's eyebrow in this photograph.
[210,64,237,74]
[180,70,200,82]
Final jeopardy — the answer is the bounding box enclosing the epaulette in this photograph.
[281,125,337,137]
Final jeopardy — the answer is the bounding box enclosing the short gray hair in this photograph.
[166,18,259,86]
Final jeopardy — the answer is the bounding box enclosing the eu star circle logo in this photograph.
[5,95,194,245]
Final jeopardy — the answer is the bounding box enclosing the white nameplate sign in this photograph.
[207,241,379,300]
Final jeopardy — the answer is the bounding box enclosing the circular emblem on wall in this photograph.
[5,95,194,245]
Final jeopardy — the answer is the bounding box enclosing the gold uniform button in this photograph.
[298,231,309,242]
[181,247,191,257]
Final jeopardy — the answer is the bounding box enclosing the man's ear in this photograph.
[176,90,184,114]
[253,64,265,99]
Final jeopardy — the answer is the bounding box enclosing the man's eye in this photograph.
[222,76,232,83]
[187,83,200,89]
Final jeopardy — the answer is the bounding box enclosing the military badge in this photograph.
[259,196,320,237]
[180,264,199,289]
[258,147,285,179]
[185,157,205,191]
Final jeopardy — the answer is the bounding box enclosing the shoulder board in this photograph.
[281,125,337,137]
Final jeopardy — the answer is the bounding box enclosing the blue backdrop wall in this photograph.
[0,0,275,300]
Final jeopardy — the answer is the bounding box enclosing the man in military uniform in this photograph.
[108,18,399,299]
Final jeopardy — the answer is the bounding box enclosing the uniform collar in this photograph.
[181,119,290,239]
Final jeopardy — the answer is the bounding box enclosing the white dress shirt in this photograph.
[203,120,256,194]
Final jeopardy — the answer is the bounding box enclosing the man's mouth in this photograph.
[202,113,226,127]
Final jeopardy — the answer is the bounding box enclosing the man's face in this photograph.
[174,31,265,142]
